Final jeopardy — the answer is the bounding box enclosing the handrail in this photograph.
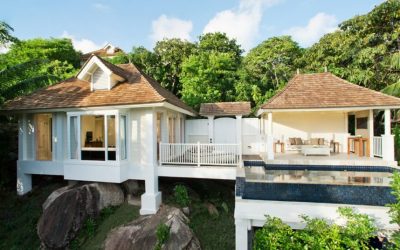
[373,136,383,158]
[159,142,240,166]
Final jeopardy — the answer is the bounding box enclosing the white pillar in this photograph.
[140,110,161,215]
[368,110,374,158]
[235,218,250,250]
[382,109,395,162]
[208,116,214,143]
[18,114,27,161]
[266,112,274,160]
[236,115,243,161]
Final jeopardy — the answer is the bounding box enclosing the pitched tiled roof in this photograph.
[2,56,195,115]
[261,72,400,110]
[199,102,251,116]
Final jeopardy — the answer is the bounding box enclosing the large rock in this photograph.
[104,205,201,250]
[37,183,124,249]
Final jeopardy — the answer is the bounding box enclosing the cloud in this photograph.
[0,43,10,54]
[284,12,338,47]
[92,3,110,11]
[203,0,283,51]
[61,31,105,53]
[150,15,193,44]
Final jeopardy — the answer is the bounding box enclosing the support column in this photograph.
[382,109,395,162]
[140,110,161,215]
[266,112,274,160]
[17,168,32,195]
[18,114,27,161]
[208,116,214,143]
[236,115,243,161]
[368,110,374,158]
[235,218,250,250]
[17,114,32,195]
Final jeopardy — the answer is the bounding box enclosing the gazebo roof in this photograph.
[199,102,251,116]
[260,72,400,111]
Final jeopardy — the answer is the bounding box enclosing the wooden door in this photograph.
[35,114,52,160]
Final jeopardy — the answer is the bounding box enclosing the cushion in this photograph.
[310,138,319,145]
[318,138,325,145]
[289,138,296,145]
[295,138,303,145]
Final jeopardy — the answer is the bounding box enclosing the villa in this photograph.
[2,55,400,249]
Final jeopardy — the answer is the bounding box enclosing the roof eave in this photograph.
[258,105,400,115]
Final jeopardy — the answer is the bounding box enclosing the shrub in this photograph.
[253,208,376,250]
[173,184,190,207]
[84,217,97,238]
[388,171,400,246]
[155,223,170,250]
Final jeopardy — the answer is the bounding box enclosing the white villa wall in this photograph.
[185,119,208,143]
[271,111,349,153]
[242,118,261,155]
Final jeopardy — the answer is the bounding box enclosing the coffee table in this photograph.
[301,145,330,156]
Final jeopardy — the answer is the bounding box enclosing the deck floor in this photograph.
[244,153,398,167]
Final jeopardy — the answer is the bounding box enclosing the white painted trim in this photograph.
[257,106,400,116]
[234,199,398,231]
[158,166,236,180]
[77,56,113,80]
[8,102,196,116]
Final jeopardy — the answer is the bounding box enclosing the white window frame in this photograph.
[67,110,125,164]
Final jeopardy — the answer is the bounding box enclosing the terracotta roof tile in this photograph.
[2,58,195,114]
[261,72,400,110]
[199,102,251,116]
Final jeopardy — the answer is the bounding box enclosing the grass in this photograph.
[71,203,140,250]
[0,179,64,250]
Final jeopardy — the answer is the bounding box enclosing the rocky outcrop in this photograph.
[104,205,201,250]
[37,183,124,249]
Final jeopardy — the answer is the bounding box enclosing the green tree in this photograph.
[0,21,18,45]
[303,0,400,91]
[153,39,195,95]
[0,38,80,104]
[181,33,242,110]
[236,36,303,108]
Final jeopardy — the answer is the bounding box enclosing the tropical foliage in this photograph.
[388,171,400,246]
[0,38,80,104]
[253,207,377,250]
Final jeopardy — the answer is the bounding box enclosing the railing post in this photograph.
[197,142,201,167]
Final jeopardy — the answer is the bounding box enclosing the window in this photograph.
[120,115,127,160]
[34,114,52,161]
[356,117,368,129]
[70,116,78,159]
[68,112,127,162]
[79,115,116,161]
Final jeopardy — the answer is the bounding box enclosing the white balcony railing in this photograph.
[373,136,383,158]
[159,142,240,167]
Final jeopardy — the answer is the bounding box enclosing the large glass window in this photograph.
[68,112,124,161]
[34,114,52,161]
